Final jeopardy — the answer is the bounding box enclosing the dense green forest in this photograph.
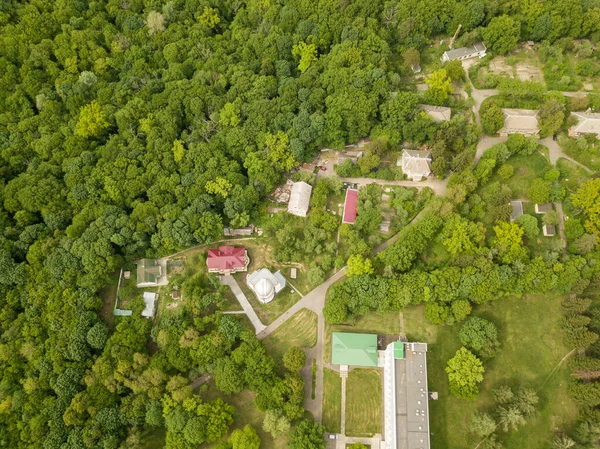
[3,0,600,448]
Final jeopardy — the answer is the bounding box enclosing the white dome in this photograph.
[254,278,275,303]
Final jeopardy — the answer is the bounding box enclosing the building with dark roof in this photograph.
[535,203,553,214]
[384,341,430,449]
[343,189,359,224]
[206,246,249,275]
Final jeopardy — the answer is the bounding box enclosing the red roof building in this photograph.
[342,189,358,224]
[206,246,250,274]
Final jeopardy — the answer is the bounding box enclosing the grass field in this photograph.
[345,368,382,437]
[404,295,578,449]
[324,311,401,362]
[559,136,600,172]
[323,368,342,433]
[263,308,318,363]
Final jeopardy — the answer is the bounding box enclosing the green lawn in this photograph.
[501,150,553,199]
[322,368,342,433]
[324,311,401,363]
[263,308,318,363]
[345,368,382,437]
[404,295,578,449]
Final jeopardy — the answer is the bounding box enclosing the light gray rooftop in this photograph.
[571,111,600,135]
[443,42,486,60]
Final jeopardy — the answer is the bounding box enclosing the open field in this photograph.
[263,308,318,363]
[404,295,578,449]
[345,368,382,437]
[323,368,343,433]
[324,311,401,362]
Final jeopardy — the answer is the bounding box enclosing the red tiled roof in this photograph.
[343,189,358,224]
[207,246,247,270]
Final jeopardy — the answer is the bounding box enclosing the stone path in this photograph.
[220,275,266,334]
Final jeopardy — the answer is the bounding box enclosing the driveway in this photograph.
[540,137,593,172]
[474,136,507,163]
[220,275,266,334]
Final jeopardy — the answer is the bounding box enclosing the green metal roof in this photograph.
[394,341,405,359]
[137,259,161,284]
[331,332,378,367]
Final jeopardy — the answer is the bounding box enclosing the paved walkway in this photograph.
[220,275,266,334]
[540,137,594,172]
[340,370,348,435]
[474,136,507,163]
[339,177,448,195]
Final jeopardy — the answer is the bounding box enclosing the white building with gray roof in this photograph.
[420,104,452,122]
[441,42,486,62]
[288,181,312,217]
[499,109,539,137]
[569,111,600,138]
[397,149,432,181]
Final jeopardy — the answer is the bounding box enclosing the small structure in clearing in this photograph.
[510,201,524,222]
[569,111,600,138]
[331,332,378,367]
[136,259,164,287]
[535,203,553,214]
[290,267,297,279]
[441,42,486,62]
[420,104,452,122]
[142,292,158,318]
[543,224,556,237]
[206,246,249,275]
[288,181,313,217]
[246,268,286,304]
[398,149,432,181]
[499,109,539,136]
[342,189,359,224]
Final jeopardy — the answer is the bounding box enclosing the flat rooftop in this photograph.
[386,342,430,449]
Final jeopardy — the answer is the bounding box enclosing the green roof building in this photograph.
[136,259,163,286]
[331,332,378,367]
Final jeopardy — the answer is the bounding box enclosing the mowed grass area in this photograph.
[404,295,578,449]
[324,311,401,362]
[199,384,288,449]
[264,308,318,363]
[345,368,382,437]
[323,368,342,433]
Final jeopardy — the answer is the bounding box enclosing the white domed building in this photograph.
[246,268,286,304]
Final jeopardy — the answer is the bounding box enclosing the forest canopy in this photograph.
[2,0,600,448]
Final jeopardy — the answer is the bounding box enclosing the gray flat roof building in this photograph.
[442,42,486,62]
[384,342,430,449]
[510,200,524,222]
